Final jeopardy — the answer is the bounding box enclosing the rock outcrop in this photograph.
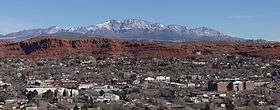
[0,36,279,59]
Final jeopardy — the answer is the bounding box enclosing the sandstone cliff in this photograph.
[0,36,279,59]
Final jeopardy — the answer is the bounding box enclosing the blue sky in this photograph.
[0,0,279,40]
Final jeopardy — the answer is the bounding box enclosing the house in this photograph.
[208,80,255,92]
[185,97,201,103]
[0,80,11,87]
[219,94,227,98]
[208,81,230,92]
[94,85,121,93]
[232,81,243,91]
[27,80,44,87]
[96,93,120,102]
[57,97,73,103]
[3,99,27,110]
[201,98,210,103]
[186,75,202,80]
[156,76,170,82]
[24,104,38,110]
[3,101,18,110]
[42,79,78,87]
[144,77,155,81]
[78,83,95,90]
[187,83,196,88]
[132,79,141,85]
[169,82,187,88]
[26,88,57,95]
[192,61,207,65]
[254,81,270,87]
[56,88,79,97]
[26,87,79,96]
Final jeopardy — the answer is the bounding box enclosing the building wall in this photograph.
[208,80,257,92]
[26,88,57,95]
[216,82,231,92]
[244,81,255,91]
[26,87,79,96]
[233,81,243,92]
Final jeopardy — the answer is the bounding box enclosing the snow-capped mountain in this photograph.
[2,19,243,41]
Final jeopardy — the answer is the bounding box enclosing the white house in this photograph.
[144,77,155,81]
[233,81,243,91]
[156,76,170,82]
[56,88,79,97]
[96,93,120,102]
[26,87,79,96]
[78,83,95,89]
[26,88,57,95]
[0,80,11,87]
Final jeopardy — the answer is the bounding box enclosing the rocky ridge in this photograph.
[0,35,279,59]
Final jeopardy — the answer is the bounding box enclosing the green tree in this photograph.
[73,104,80,110]
[81,104,89,110]
[63,89,69,97]
[21,74,26,80]
[0,95,6,102]
[54,89,59,97]
[159,88,175,100]
[42,90,54,101]
[99,90,105,96]
[224,98,235,110]
[26,90,38,101]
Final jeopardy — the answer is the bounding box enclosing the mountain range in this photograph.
[1,19,243,41]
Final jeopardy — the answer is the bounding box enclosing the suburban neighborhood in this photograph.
[0,54,280,110]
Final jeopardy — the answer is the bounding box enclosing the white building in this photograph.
[96,93,120,102]
[56,88,79,97]
[233,81,243,91]
[156,76,171,82]
[26,87,79,96]
[78,83,95,89]
[0,80,11,87]
[26,88,57,95]
[144,77,155,81]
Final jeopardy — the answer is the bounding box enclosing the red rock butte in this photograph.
[0,35,280,59]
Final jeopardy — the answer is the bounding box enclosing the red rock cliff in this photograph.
[0,36,279,59]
